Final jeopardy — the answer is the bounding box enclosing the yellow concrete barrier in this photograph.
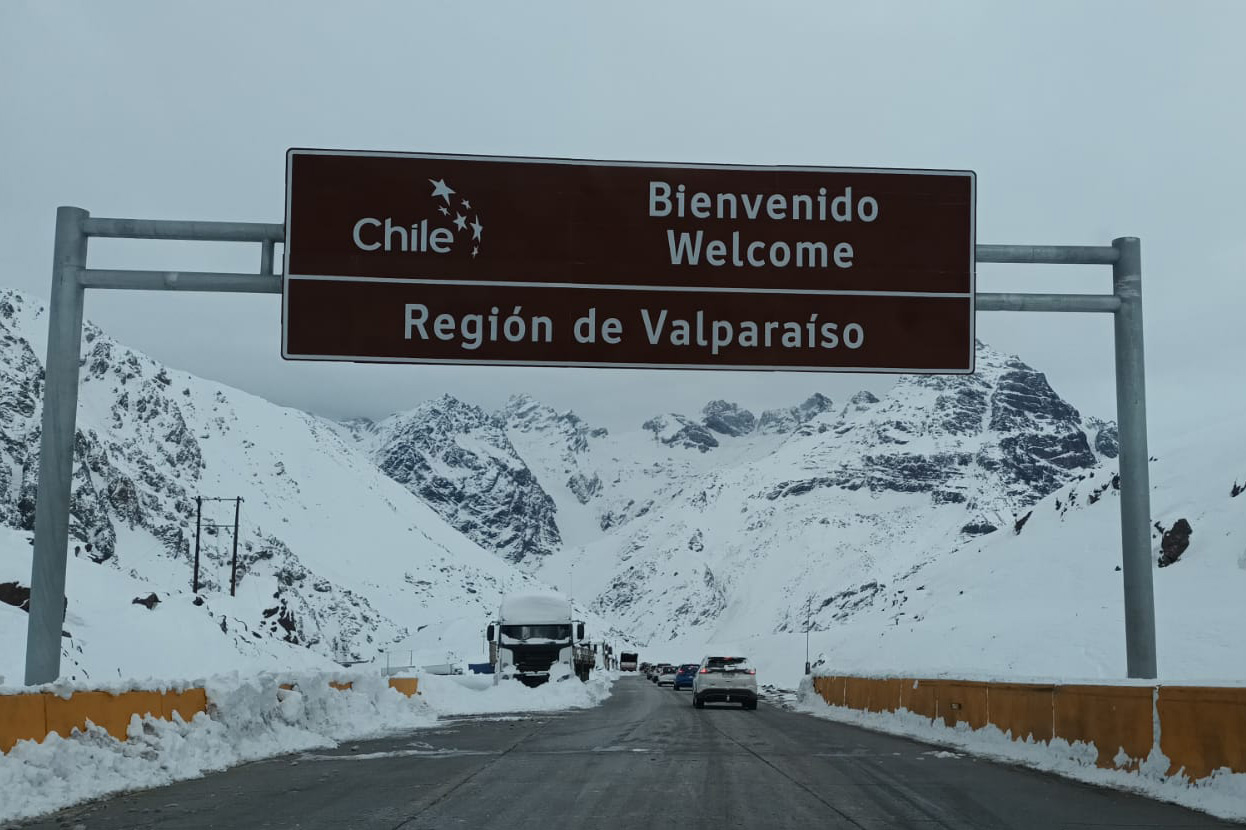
[899,679,938,720]
[0,693,48,753]
[812,676,833,705]
[827,675,847,707]
[45,690,164,742]
[843,676,873,711]
[987,684,1054,743]
[1158,686,1246,779]
[854,677,902,713]
[938,681,989,730]
[813,674,1246,780]
[1053,685,1153,769]
[3,674,423,755]
[161,688,208,722]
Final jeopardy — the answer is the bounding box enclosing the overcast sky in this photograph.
[2,1,1243,435]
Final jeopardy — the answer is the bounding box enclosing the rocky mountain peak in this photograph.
[701,400,756,437]
[365,395,561,564]
[843,391,879,415]
[1085,417,1120,459]
[799,392,836,417]
[759,393,835,434]
[642,413,720,453]
[499,393,542,423]
[501,394,603,443]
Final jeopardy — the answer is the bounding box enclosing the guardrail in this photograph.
[0,688,207,752]
[811,675,1246,780]
[0,676,419,754]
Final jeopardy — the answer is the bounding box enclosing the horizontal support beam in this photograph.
[78,216,1120,271]
[977,292,1120,313]
[83,218,284,244]
[976,244,1118,265]
[76,272,1123,311]
[77,269,282,294]
[76,217,1115,268]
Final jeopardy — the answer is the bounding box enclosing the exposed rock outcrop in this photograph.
[1159,518,1193,567]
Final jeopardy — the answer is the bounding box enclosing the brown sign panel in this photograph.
[286,280,970,371]
[283,150,975,372]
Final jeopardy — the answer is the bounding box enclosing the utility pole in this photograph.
[804,595,812,676]
[230,497,243,596]
[193,495,242,595]
[192,496,202,593]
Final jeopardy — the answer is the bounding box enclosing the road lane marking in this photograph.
[297,748,500,762]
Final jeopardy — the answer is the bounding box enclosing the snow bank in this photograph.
[796,679,1246,823]
[416,670,616,716]
[0,669,617,823]
[0,671,435,823]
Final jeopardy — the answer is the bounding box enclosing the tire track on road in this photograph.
[695,702,872,829]
[388,717,550,830]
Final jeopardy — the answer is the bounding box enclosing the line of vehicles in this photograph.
[638,656,758,709]
[477,591,755,711]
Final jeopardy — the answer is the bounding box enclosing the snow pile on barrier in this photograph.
[796,678,1246,823]
[416,670,617,716]
[0,671,436,824]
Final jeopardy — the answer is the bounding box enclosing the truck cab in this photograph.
[486,594,592,686]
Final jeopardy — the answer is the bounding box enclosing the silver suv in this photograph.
[692,656,758,710]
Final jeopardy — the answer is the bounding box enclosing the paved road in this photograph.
[20,676,1238,829]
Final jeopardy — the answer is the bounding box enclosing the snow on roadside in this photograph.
[0,672,435,823]
[415,670,616,716]
[795,678,1246,823]
[0,670,617,823]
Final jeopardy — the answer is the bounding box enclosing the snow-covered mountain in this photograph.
[5,280,1235,690]
[484,345,1114,645]
[661,405,1246,685]
[340,341,1121,651]
[0,289,594,683]
[344,398,560,566]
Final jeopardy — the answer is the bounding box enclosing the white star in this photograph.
[438,206,450,216]
[472,246,479,258]
[429,178,455,203]
[461,198,472,211]
[470,217,483,241]
[454,214,467,231]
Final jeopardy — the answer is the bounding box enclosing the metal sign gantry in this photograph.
[23,205,1156,684]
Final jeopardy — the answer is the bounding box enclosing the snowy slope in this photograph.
[523,343,1117,646]
[0,527,336,684]
[649,407,1246,688]
[0,289,586,683]
[4,280,1237,695]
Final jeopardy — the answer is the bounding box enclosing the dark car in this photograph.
[672,663,699,690]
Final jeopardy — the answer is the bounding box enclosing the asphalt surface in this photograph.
[18,675,1239,829]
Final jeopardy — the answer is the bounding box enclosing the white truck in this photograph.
[486,594,594,686]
